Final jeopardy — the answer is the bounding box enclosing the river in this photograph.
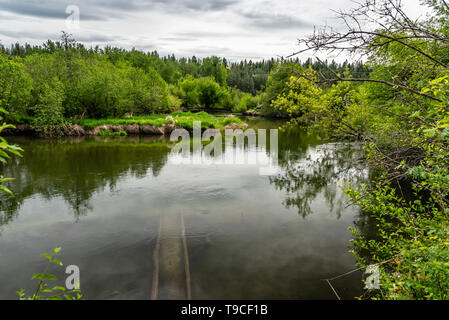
[0,117,370,299]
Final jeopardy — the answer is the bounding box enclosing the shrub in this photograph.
[31,79,66,136]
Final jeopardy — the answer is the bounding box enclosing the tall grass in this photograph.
[73,112,243,130]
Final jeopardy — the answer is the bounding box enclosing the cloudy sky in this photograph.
[0,0,423,61]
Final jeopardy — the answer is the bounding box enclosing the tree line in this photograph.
[0,32,370,133]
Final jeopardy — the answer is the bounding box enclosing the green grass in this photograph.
[72,112,243,130]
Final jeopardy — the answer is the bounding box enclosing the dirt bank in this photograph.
[5,122,247,137]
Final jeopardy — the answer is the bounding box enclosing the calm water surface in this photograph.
[0,118,368,299]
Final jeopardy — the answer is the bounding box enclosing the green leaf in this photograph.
[32,273,43,280]
[0,150,10,158]
[8,145,23,151]
[7,149,22,157]
[43,274,57,281]
[53,258,63,266]
[16,289,25,297]
[41,253,52,261]
[0,185,14,196]
[52,286,66,291]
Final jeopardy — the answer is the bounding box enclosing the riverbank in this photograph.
[5,112,247,137]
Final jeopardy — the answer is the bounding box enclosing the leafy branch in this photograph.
[17,248,82,300]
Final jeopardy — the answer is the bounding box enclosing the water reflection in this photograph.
[0,136,172,226]
[272,142,367,218]
[0,120,372,299]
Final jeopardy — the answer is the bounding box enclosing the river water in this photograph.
[0,118,369,299]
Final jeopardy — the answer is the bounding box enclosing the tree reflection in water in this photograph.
[1,126,370,233]
[271,139,368,218]
[0,136,172,230]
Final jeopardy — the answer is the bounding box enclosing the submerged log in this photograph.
[152,211,191,300]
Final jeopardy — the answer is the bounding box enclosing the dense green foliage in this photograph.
[0,35,237,134]
[0,34,370,136]
[262,0,449,300]
[177,76,230,109]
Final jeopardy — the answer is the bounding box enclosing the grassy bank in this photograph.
[8,112,245,136]
[73,112,244,130]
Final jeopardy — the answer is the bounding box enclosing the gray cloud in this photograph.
[72,33,124,43]
[0,29,57,40]
[131,43,157,51]
[0,0,312,32]
[151,0,237,12]
[241,12,313,30]
[0,12,15,20]
[0,0,357,59]
[158,36,196,42]
[0,0,106,20]
[175,45,234,57]
[0,28,123,46]
[174,31,237,39]
[0,0,238,21]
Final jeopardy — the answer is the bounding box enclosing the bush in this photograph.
[167,94,182,111]
[270,71,321,118]
[233,94,260,113]
[31,79,66,136]
[178,76,230,110]
[233,94,251,113]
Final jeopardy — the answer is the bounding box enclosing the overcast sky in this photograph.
[0,0,424,61]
